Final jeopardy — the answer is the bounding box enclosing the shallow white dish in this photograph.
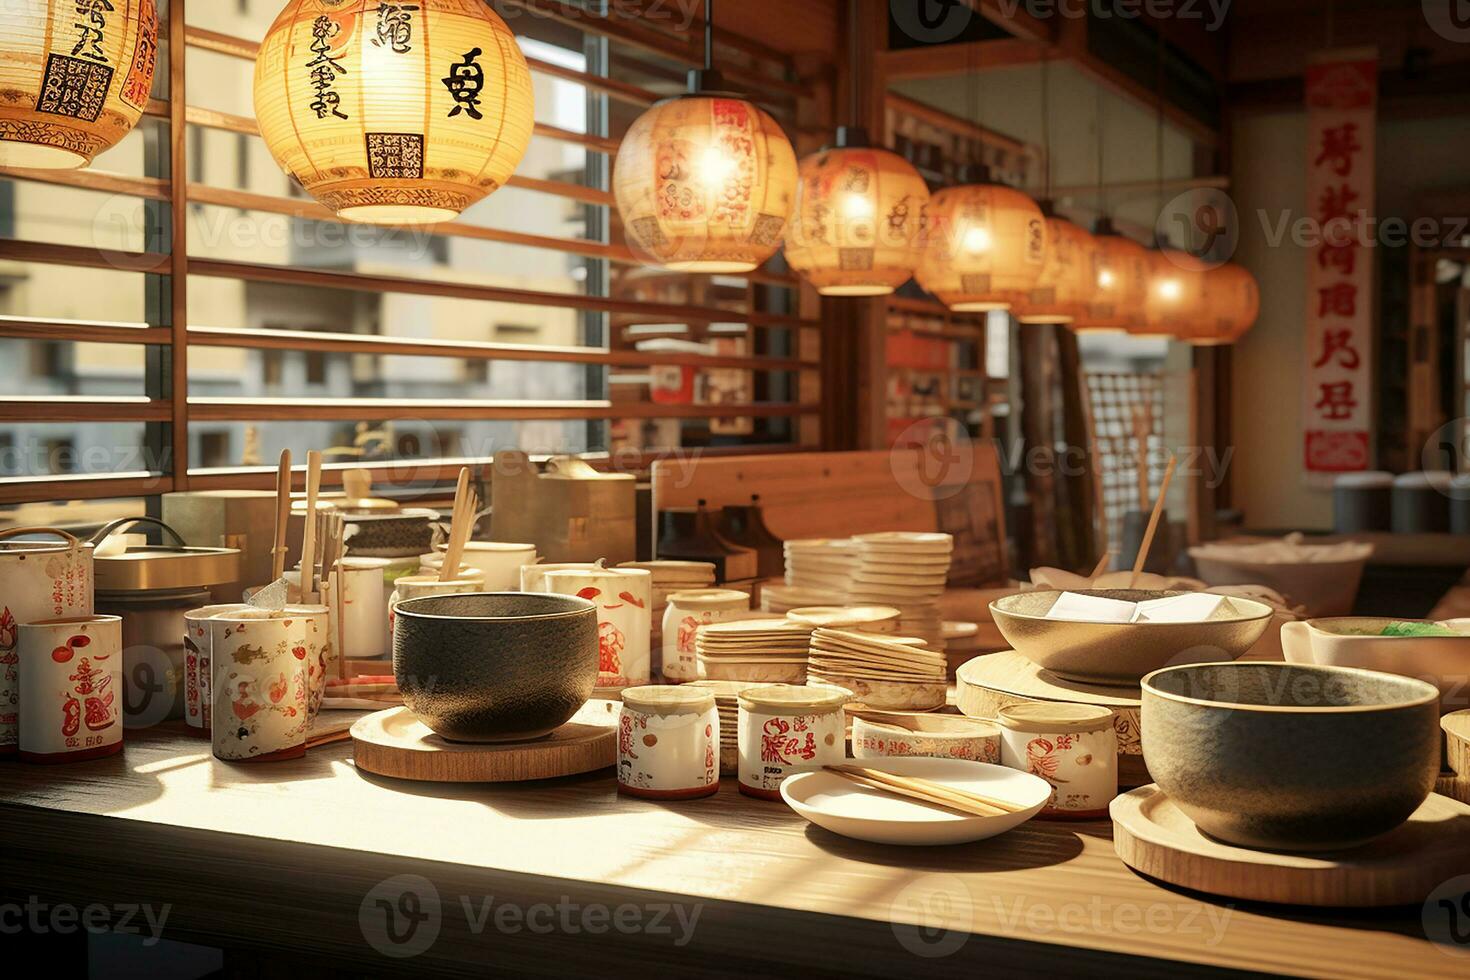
[779,757,1050,845]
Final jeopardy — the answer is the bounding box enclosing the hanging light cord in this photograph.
[1096,81,1107,218]
[849,0,860,126]
[705,0,714,72]
[1041,45,1052,202]
[1155,28,1165,243]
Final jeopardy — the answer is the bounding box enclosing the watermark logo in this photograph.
[991,894,1234,943]
[1157,188,1239,269]
[1424,0,1470,43]
[891,874,972,958]
[359,874,442,959]
[0,898,171,947]
[123,644,184,729]
[1423,875,1470,957]
[993,0,1232,32]
[890,418,974,502]
[1423,420,1470,499]
[890,0,974,44]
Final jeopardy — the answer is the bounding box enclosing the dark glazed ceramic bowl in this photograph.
[393,592,598,743]
[1141,662,1440,851]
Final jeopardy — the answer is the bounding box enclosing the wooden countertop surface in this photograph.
[0,723,1459,978]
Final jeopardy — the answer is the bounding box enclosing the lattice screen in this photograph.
[1087,372,1167,551]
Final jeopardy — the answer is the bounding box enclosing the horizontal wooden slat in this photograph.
[187,325,814,371]
[0,397,172,422]
[187,398,817,422]
[0,473,167,507]
[0,165,168,199]
[0,238,169,275]
[0,316,171,345]
[186,254,818,329]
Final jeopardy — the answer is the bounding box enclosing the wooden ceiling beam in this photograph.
[885,38,1044,81]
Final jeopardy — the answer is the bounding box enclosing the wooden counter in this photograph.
[0,724,1459,978]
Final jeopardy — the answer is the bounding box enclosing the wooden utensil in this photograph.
[297,450,323,602]
[825,769,998,818]
[1088,551,1113,581]
[271,449,292,582]
[1131,403,1152,513]
[1129,454,1177,588]
[828,764,1025,815]
[439,468,473,583]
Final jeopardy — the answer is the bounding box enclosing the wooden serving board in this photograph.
[1444,709,1470,777]
[955,651,1148,787]
[351,700,619,783]
[1112,785,1470,907]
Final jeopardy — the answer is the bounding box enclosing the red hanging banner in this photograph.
[1302,49,1377,477]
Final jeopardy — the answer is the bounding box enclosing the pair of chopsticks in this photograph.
[824,765,1026,818]
[439,467,477,583]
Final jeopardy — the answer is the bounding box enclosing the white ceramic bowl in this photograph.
[780,757,1050,845]
[851,712,1001,763]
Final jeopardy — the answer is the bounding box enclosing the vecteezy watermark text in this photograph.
[358,875,702,960]
[993,0,1232,32]
[0,897,172,947]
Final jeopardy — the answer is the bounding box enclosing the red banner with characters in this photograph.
[1302,50,1377,477]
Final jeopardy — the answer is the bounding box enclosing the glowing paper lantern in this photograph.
[1191,262,1261,345]
[1014,213,1093,325]
[253,0,535,224]
[0,0,159,169]
[1076,221,1150,333]
[1140,247,1207,338]
[615,94,798,273]
[915,176,1047,312]
[784,132,930,296]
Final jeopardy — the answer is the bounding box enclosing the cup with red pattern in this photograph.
[542,567,652,690]
[208,609,309,763]
[17,615,123,764]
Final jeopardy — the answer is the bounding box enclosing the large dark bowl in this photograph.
[1142,662,1441,851]
[393,592,598,743]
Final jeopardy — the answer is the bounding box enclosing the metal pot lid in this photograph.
[90,517,241,593]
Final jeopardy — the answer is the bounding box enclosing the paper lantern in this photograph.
[1013,215,1093,325]
[0,0,159,169]
[615,94,798,273]
[785,134,930,296]
[1140,247,1207,338]
[915,178,1047,312]
[1191,262,1261,345]
[253,0,535,224]
[1076,222,1150,334]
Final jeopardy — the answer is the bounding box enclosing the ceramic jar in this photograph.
[17,615,122,763]
[997,702,1117,819]
[851,713,1001,763]
[388,571,486,647]
[183,602,254,737]
[326,558,387,660]
[736,684,848,800]
[519,561,604,593]
[209,610,309,762]
[543,567,652,689]
[287,603,332,722]
[617,686,720,799]
[0,527,94,754]
[431,541,536,590]
[661,589,750,682]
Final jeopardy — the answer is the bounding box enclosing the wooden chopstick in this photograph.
[1129,453,1178,588]
[299,450,323,602]
[829,764,1025,815]
[271,449,292,582]
[825,768,1007,818]
[439,467,472,583]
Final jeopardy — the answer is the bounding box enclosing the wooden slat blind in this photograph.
[0,0,821,507]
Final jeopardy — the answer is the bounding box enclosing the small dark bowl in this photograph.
[1142,662,1441,851]
[393,592,598,743]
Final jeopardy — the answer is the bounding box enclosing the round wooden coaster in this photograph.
[1444,710,1470,777]
[351,699,619,783]
[1112,785,1470,907]
[956,651,1148,787]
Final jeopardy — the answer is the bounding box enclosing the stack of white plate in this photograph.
[785,605,901,633]
[783,538,858,593]
[845,532,953,651]
[687,679,755,775]
[760,583,845,613]
[807,627,948,711]
[695,617,813,684]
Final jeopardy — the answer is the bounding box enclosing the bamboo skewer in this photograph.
[271,449,292,582]
[298,450,323,603]
[1130,453,1179,588]
[1132,403,1152,513]
[827,765,1025,816]
[439,467,474,583]
[1088,550,1114,580]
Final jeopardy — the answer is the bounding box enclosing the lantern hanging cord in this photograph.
[1041,45,1052,201]
[1096,79,1106,216]
[1155,27,1165,239]
[849,0,860,125]
[705,0,714,72]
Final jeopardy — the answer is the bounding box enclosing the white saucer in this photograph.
[780,757,1050,846]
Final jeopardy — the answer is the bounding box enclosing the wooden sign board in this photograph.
[651,446,1009,587]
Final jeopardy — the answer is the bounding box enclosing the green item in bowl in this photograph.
[1379,622,1460,638]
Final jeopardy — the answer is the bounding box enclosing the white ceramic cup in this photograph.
[542,567,652,689]
[520,561,606,594]
[431,541,537,591]
[209,611,309,762]
[326,558,387,661]
[183,602,254,737]
[661,589,750,683]
[18,615,122,763]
